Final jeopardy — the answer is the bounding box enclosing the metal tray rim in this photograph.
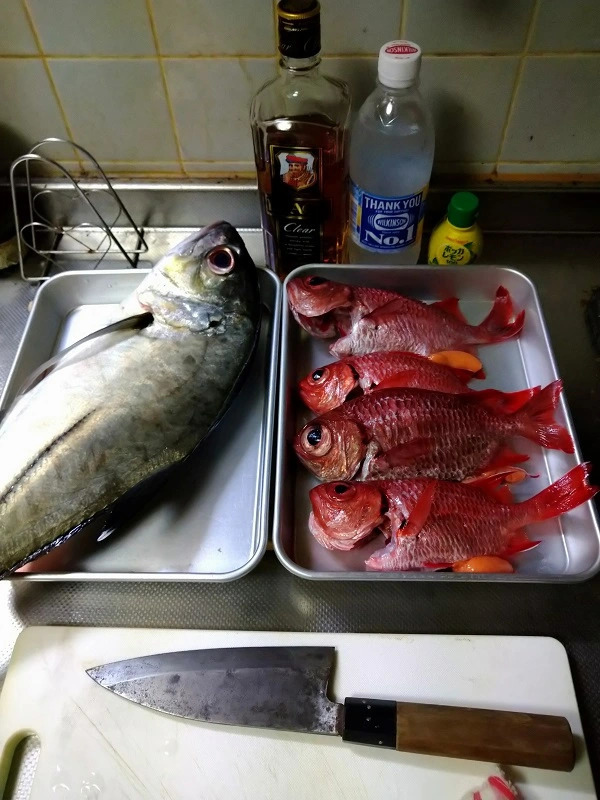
[2,267,282,583]
[273,263,600,583]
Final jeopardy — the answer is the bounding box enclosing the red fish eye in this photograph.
[301,423,332,457]
[333,483,353,496]
[207,246,235,274]
[310,367,328,384]
[306,276,327,287]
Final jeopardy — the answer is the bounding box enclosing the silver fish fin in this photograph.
[3,312,153,416]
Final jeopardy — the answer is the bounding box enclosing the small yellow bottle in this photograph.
[428,191,483,265]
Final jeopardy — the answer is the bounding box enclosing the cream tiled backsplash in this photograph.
[0,0,598,180]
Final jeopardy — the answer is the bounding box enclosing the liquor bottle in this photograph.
[250,0,351,277]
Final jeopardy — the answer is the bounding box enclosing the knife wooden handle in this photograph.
[342,698,575,771]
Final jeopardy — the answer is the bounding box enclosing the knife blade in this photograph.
[87,646,575,772]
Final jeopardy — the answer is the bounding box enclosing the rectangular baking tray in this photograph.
[273,264,600,582]
[0,267,281,581]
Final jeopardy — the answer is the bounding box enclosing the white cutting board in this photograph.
[0,628,595,800]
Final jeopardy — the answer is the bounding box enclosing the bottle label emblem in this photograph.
[351,182,427,252]
[269,145,324,264]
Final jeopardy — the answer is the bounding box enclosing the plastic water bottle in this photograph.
[348,41,434,265]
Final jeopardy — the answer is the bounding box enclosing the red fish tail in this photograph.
[516,379,574,453]
[476,286,525,343]
[520,463,598,525]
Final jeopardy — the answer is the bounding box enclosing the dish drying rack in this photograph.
[9,138,148,282]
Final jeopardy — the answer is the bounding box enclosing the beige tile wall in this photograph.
[0,0,598,180]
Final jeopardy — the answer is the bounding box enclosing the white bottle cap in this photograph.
[378,40,422,89]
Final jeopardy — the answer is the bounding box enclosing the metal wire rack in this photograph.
[9,138,148,282]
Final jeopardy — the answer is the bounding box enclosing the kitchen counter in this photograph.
[1,184,599,788]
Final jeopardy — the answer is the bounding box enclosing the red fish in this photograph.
[294,380,573,482]
[330,286,525,357]
[298,351,486,414]
[286,276,525,355]
[308,464,598,571]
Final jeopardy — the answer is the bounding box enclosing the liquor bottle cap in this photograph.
[277,0,321,58]
[378,40,422,89]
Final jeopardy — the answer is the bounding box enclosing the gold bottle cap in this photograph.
[277,0,320,22]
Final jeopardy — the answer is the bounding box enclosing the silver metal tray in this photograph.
[274,264,600,582]
[0,267,281,582]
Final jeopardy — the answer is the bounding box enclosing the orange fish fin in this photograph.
[375,370,421,390]
[453,556,514,573]
[430,297,468,324]
[428,350,483,375]
[380,437,435,468]
[467,386,541,415]
[462,473,514,504]
[484,446,530,471]
[501,529,542,557]
[398,481,436,538]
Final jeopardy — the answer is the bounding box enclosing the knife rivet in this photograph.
[378,740,383,745]
[366,716,371,722]
[367,704,371,710]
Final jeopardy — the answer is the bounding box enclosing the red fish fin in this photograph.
[398,481,436,538]
[500,530,541,556]
[379,437,435,468]
[484,446,531,471]
[375,370,422,390]
[463,473,514,504]
[423,561,453,570]
[430,296,468,324]
[466,386,540,415]
[476,286,525,342]
[429,350,483,375]
[521,462,599,525]
[453,368,486,383]
[360,297,414,324]
[465,466,529,489]
[517,379,574,453]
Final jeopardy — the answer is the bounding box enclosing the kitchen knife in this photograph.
[86,646,575,771]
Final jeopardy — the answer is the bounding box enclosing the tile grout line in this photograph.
[399,0,408,38]
[494,0,541,171]
[1,51,599,60]
[144,0,185,174]
[19,0,83,171]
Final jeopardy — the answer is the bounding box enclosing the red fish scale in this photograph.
[349,352,469,394]
[369,479,524,570]
[332,295,482,357]
[332,389,520,481]
[351,287,399,317]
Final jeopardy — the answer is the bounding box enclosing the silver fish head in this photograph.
[131,221,260,332]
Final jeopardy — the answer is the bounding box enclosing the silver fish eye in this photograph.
[206,246,236,275]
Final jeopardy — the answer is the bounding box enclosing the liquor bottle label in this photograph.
[350,182,427,252]
[269,145,324,264]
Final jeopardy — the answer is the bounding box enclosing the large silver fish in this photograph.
[0,221,261,575]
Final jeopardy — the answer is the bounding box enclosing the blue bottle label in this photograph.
[350,182,427,252]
